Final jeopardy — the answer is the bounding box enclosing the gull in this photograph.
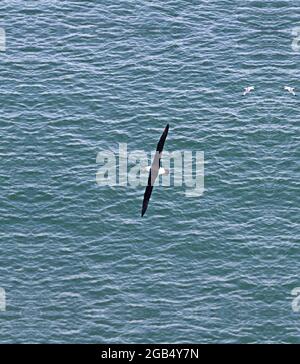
[141,124,169,217]
[243,86,255,96]
[284,86,296,95]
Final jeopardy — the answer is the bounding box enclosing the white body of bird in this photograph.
[243,86,255,96]
[284,86,295,95]
[144,166,169,176]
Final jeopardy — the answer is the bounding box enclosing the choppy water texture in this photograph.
[0,0,300,343]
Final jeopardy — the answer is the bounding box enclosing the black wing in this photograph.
[141,124,169,217]
[152,124,169,168]
[156,124,169,153]
[141,186,153,217]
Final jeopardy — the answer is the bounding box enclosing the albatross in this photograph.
[284,86,296,96]
[141,124,169,217]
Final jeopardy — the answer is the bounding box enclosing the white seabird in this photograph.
[243,86,255,96]
[284,86,296,96]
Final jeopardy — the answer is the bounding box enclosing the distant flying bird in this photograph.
[141,124,169,217]
[243,86,255,96]
[284,86,296,95]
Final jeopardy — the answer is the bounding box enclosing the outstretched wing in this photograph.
[141,124,169,217]
[156,124,169,153]
[155,123,169,168]
[141,185,153,217]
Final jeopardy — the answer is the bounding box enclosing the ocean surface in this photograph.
[0,0,300,343]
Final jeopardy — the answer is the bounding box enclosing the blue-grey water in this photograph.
[0,0,300,343]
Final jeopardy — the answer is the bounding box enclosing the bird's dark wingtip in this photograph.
[141,207,146,217]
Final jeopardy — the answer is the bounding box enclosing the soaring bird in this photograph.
[141,124,169,217]
[284,86,296,96]
[243,86,255,96]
